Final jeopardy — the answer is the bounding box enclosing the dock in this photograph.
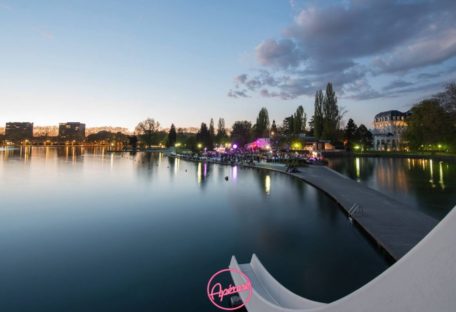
[255,163,438,261]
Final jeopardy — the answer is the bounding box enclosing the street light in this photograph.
[197,143,203,149]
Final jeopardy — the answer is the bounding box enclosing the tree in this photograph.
[293,105,307,134]
[231,121,252,147]
[312,90,324,138]
[270,120,278,136]
[404,99,453,150]
[209,118,215,142]
[354,124,373,150]
[343,118,358,150]
[322,82,341,141]
[135,118,161,147]
[283,115,294,135]
[254,107,270,138]
[167,124,177,147]
[215,117,228,144]
[196,122,213,150]
[435,82,456,115]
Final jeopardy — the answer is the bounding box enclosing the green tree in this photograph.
[404,99,453,150]
[270,120,278,136]
[312,90,324,138]
[254,107,270,138]
[231,121,252,147]
[209,118,215,143]
[167,123,177,147]
[435,82,456,115]
[343,118,358,150]
[215,117,228,144]
[293,105,307,134]
[282,115,294,135]
[196,122,213,150]
[354,124,373,150]
[135,118,161,147]
[322,82,341,141]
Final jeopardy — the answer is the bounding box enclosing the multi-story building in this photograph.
[372,110,409,151]
[5,122,34,142]
[58,122,86,142]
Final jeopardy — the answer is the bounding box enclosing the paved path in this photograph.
[255,163,438,260]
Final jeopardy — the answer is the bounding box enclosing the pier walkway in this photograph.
[254,163,437,260]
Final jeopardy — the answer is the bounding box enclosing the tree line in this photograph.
[132,82,375,152]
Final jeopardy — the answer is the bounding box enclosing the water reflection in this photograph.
[265,175,271,195]
[328,157,456,220]
[0,147,390,311]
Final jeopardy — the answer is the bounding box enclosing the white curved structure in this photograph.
[230,205,456,312]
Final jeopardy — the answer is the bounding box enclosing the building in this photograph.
[5,122,34,142]
[372,110,409,151]
[59,122,86,142]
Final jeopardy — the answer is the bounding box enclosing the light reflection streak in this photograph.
[232,166,237,180]
[197,162,202,184]
[355,158,360,179]
[439,161,445,190]
[429,159,435,187]
[265,175,271,195]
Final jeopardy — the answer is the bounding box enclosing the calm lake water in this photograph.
[328,157,456,220]
[2,147,443,312]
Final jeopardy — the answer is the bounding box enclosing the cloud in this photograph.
[228,89,249,98]
[229,0,456,100]
[383,80,414,91]
[256,39,304,69]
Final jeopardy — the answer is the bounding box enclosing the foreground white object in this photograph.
[230,205,456,312]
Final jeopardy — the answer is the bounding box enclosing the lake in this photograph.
[328,157,456,220]
[2,147,441,311]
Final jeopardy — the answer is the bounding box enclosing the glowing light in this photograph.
[265,175,271,194]
[232,144,238,149]
[197,143,203,149]
[291,141,302,150]
[355,157,360,179]
[175,142,182,147]
[354,145,361,150]
[232,166,237,179]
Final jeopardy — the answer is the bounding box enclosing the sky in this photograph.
[1,0,455,131]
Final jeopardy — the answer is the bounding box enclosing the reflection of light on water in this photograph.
[197,162,202,184]
[174,157,180,174]
[158,152,162,166]
[232,166,237,180]
[265,175,271,194]
[407,158,411,170]
[203,162,207,178]
[110,153,114,169]
[429,159,435,187]
[355,158,360,179]
[439,161,445,190]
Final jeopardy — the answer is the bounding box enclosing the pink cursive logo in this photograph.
[207,268,253,311]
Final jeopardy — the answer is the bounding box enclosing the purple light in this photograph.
[233,144,238,149]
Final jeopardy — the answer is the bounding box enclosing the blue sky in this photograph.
[1,0,455,130]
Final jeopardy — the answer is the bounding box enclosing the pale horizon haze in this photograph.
[1,0,455,131]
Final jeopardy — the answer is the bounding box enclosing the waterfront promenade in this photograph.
[255,162,438,260]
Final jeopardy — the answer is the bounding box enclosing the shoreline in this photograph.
[167,153,437,263]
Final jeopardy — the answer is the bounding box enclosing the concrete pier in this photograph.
[255,163,438,260]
